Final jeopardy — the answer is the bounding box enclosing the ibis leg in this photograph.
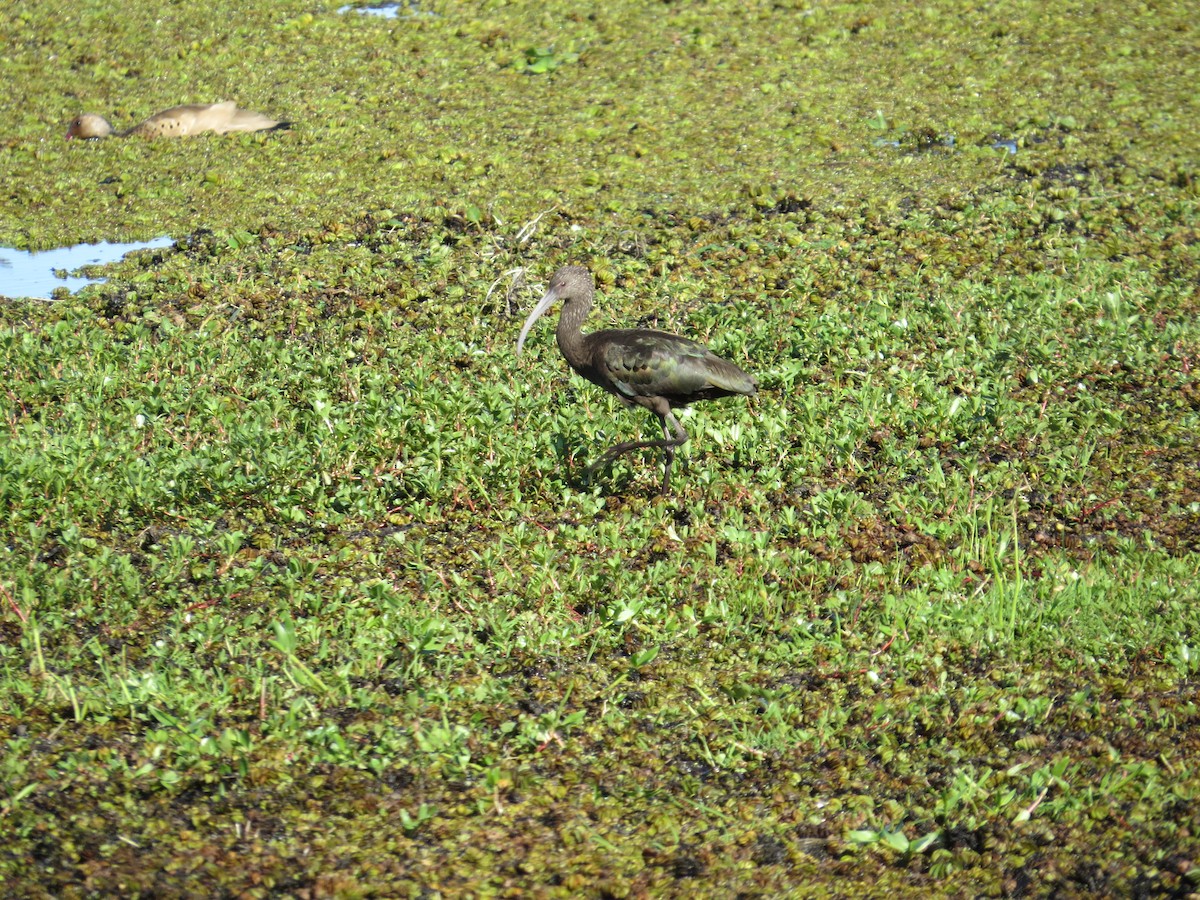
[587,409,689,495]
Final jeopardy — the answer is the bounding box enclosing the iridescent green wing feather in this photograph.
[602,331,754,402]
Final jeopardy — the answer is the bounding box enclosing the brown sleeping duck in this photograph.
[66,101,289,139]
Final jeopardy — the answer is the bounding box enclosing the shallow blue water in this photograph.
[337,1,433,19]
[0,237,173,300]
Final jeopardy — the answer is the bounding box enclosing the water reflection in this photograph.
[0,237,173,300]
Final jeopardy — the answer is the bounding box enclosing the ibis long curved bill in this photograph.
[514,265,755,494]
[516,282,562,355]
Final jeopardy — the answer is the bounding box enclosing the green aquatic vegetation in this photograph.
[515,43,582,75]
[1,0,1199,895]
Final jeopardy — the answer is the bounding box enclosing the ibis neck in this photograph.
[555,297,593,370]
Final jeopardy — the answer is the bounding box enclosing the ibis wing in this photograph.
[600,331,754,404]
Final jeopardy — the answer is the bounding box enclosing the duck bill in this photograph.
[515,286,560,355]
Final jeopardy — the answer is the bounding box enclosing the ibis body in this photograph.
[517,265,755,493]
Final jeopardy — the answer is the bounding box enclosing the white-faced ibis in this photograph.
[66,102,289,140]
[516,265,756,494]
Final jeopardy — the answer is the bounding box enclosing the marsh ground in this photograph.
[2,0,1199,896]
